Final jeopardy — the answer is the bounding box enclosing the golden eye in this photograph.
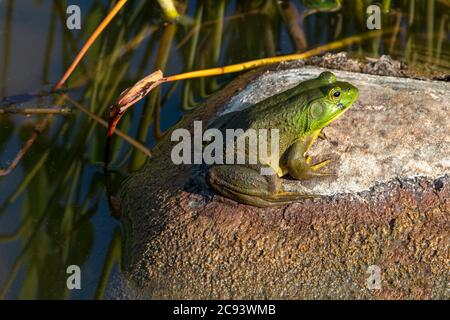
[329,87,341,101]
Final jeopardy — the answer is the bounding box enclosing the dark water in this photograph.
[0,0,448,299]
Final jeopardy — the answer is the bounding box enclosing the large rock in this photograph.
[117,55,450,299]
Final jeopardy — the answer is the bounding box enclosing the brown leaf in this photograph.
[108,70,165,136]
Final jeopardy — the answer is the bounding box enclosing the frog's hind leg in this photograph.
[217,187,316,208]
[206,164,316,207]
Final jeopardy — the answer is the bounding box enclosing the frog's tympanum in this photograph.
[205,71,358,207]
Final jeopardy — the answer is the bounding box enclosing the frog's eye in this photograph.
[329,87,341,101]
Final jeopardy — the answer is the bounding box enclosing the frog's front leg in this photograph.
[305,129,331,151]
[304,130,335,174]
[318,130,328,141]
[206,164,316,207]
[281,139,334,180]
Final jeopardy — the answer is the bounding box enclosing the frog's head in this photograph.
[307,81,359,131]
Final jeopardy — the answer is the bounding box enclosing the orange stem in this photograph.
[51,0,128,92]
[165,31,386,82]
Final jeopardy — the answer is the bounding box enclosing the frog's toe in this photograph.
[265,191,319,203]
[294,168,336,180]
[310,158,332,172]
[309,171,336,177]
[318,131,328,140]
[305,155,331,167]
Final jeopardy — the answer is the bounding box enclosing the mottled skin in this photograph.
[206,72,359,207]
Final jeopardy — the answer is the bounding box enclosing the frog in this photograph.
[205,71,359,207]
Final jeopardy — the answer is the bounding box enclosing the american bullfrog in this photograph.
[206,71,358,207]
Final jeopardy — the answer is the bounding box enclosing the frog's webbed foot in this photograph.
[305,156,335,175]
[310,158,334,174]
[283,139,336,180]
[287,156,336,180]
[318,130,328,141]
